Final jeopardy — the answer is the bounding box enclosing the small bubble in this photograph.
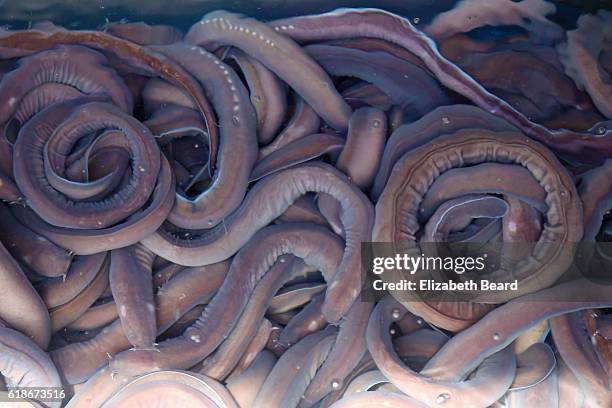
[232,115,240,126]
[493,332,501,341]
[207,220,213,225]
[372,120,381,128]
[597,126,606,134]
[416,319,423,325]
[391,309,401,319]
[389,328,396,335]
[331,380,340,389]
[190,334,201,343]
[436,393,450,404]
[413,17,420,24]
[442,116,450,125]
[252,95,262,102]
[194,144,199,148]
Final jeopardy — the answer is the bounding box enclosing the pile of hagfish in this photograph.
[0,0,609,407]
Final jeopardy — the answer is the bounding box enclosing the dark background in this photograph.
[0,0,609,31]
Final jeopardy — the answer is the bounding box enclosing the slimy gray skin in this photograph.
[328,391,428,408]
[370,104,517,199]
[457,50,591,117]
[322,37,429,74]
[142,162,374,324]
[52,326,106,347]
[0,327,63,408]
[419,163,548,226]
[49,130,131,202]
[110,244,156,349]
[154,43,257,230]
[423,0,562,43]
[318,354,378,406]
[557,355,585,408]
[152,262,185,289]
[577,159,612,240]
[342,370,390,396]
[418,163,547,223]
[502,196,542,243]
[0,171,21,202]
[512,320,550,355]
[67,299,117,331]
[0,203,72,278]
[421,279,612,382]
[160,304,206,340]
[421,195,509,242]
[300,300,374,407]
[105,21,183,45]
[341,82,393,111]
[63,367,133,408]
[197,257,314,380]
[393,329,449,370]
[9,154,175,254]
[500,196,542,266]
[0,24,221,171]
[144,105,205,138]
[374,130,582,306]
[13,100,160,229]
[186,10,351,132]
[258,95,320,159]
[51,261,228,384]
[99,371,238,408]
[226,350,277,408]
[228,318,273,378]
[318,107,386,234]
[112,223,347,375]
[49,255,110,332]
[0,45,133,125]
[278,293,326,348]
[275,194,329,226]
[335,107,387,190]
[268,310,298,326]
[267,282,326,314]
[152,261,230,334]
[142,78,197,114]
[36,252,108,309]
[509,343,557,391]
[250,133,344,182]
[264,324,285,357]
[505,362,559,408]
[270,8,611,162]
[558,11,612,119]
[205,260,317,365]
[395,312,426,335]
[223,48,287,144]
[252,327,338,408]
[305,44,450,115]
[0,240,51,349]
[550,311,611,408]
[367,296,516,408]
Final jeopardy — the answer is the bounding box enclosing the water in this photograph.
[0,0,608,31]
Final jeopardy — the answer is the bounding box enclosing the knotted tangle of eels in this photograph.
[0,3,610,408]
